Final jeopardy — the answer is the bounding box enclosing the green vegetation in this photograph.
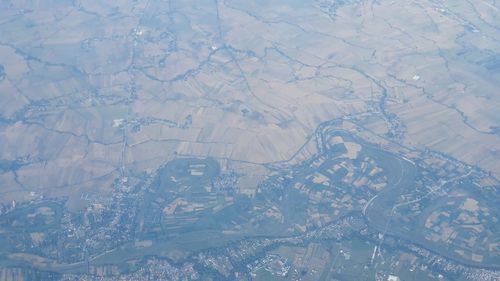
[0,202,63,233]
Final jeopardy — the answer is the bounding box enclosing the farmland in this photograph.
[0,0,499,280]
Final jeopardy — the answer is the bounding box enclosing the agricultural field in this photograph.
[0,0,498,280]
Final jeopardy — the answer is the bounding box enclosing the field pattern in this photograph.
[0,0,499,280]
